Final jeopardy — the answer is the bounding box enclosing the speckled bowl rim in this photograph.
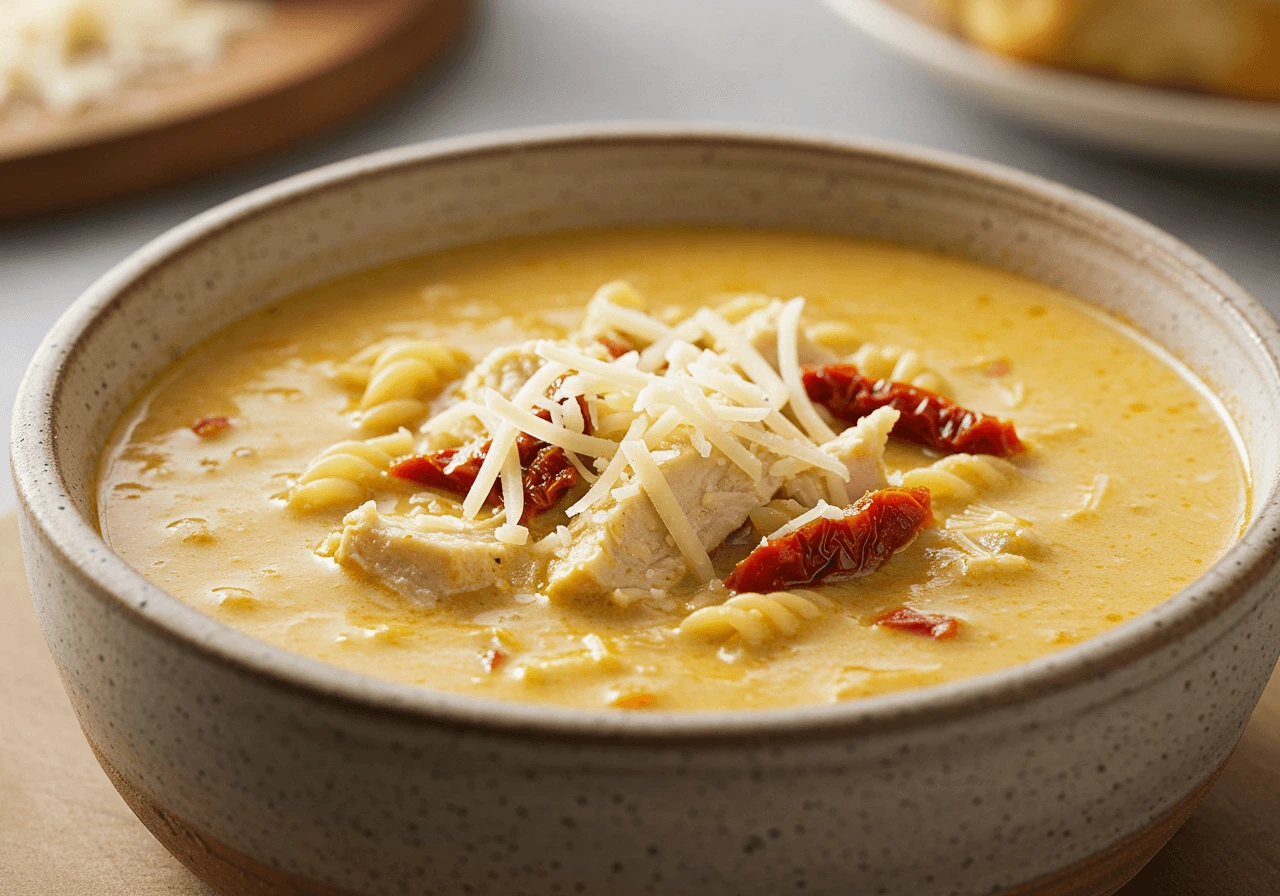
[13,124,1280,745]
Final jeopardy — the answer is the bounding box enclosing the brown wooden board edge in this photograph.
[0,0,470,223]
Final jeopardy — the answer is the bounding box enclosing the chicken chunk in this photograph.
[546,440,782,601]
[328,502,517,603]
[419,341,549,452]
[781,407,900,507]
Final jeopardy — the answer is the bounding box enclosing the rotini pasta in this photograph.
[806,319,861,351]
[895,453,1021,503]
[807,324,947,392]
[577,280,663,356]
[594,279,647,311]
[287,429,414,511]
[848,343,947,393]
[335,339,469,433]
[680,589,832,645]
[747,498,808,538]
[714,293,773,324]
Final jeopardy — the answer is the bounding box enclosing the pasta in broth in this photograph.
[96,228,1249,711]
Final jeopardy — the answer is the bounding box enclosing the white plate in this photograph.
[826,0,1280,167]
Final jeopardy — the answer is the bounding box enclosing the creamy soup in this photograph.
[97,228,1249,711]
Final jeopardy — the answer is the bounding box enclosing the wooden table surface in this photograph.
[2,511,1277,895]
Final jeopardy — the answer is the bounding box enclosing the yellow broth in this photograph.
[97,228,1249,710]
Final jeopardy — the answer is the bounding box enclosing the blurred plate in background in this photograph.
[0,0,469,222]
[825,0,1280,168]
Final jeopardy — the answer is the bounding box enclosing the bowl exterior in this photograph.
[13,127,1280,895]
[19,509,1280,895]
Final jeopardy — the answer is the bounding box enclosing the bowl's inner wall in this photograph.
[51,136,1279,530]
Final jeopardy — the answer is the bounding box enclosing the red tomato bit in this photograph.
[724,487,934,593]
[523,445,579,517]
[481,648,506,673]
[802,363,1023,457]
[389,405,586,523]
[597,333,637,359]
[389,447,492,502]
[874,606,962,640]
[191,416,232,438]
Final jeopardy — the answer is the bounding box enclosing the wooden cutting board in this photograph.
[0,0,468,222]
[1,511,1276,895]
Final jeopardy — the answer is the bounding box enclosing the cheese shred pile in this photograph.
[452,284,852,581]
[0,0,270,116]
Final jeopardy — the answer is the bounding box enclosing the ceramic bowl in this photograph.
[12,126,1280,896]
[825,0,1280,168]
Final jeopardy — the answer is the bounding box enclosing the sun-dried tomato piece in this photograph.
[523,445,579,518]
[390,447,497,504]
[191,415,232,438]
[597,333,637,359]
[802,364,1023,457]
[724,487,933,593]
[389,406,583,523]
[481,647,506,672]
[874,607,961,640]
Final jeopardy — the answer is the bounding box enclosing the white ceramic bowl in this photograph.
[12,125,1280,896]
[826,0,1280,168]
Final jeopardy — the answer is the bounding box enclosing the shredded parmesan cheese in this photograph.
[484,389,617,458]
[566,417,648,516]
[461,360,567,519]
[564,450,598,484]
[496,442,526,545]
[639,319,702,372]
[728,422,847,476]
[688,359,773,408]
[642,406,684,447]
[445,296,851,541]
[635,382,762,481]
[777,298,838,443]
[595,302,672,343]
[537,342,652,392]
[694,309,790,408]
[463,423,517,520]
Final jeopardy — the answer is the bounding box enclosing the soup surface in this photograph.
[97,228,1249,710]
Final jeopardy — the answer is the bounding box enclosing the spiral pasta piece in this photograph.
[714,293,773,324]
[594,279,647,311]
[335,340,469,433]
[288,430,415,511]
[849,343,947,393]
[806,325,947,393]
[680,590,831,646]
[895,453,1021,503]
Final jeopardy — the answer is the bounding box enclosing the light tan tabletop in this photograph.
[1,512,1276,895]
